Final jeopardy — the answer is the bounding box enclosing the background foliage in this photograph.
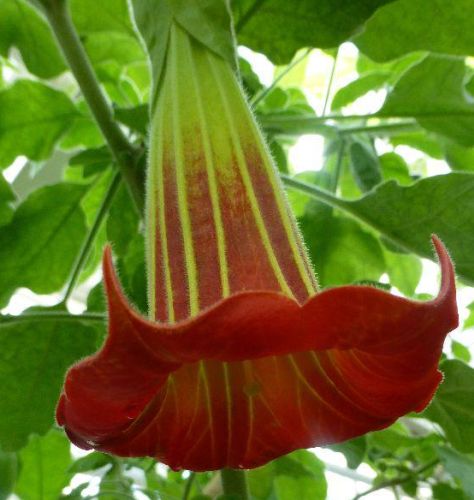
[0,0,473,498]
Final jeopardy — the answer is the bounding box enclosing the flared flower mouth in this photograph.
[56,22,459,472]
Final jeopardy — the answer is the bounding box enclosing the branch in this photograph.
[63,172,121,302]
[42,0,144,213]
[280,174,421,259]
[353,459,439,500]
[322,47,339,117]
[251,48,312,107]
[338,121,420,137]
[0,311,106,326]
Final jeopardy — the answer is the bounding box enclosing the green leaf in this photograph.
[300,211,385,288]
[381,55,474,147]
[384,250,422,296]
[329,436,367,469]
[349,140,382,192]
[436,446,474,500]
[0,81,78,169]
[0,450,18,500]
[169,0,235,64]
[114,104,149,136]
[70,0,136,36]
[68,452,113,473]
[443,142,474,172]
[60,111,104,150]
[106,183,139,256]
[451,340,471,363]
[0,0,65,78]
[0,317,97,451]
[0,174,15,228]
[14,431,72,500]
[0,183,87,306]
[423,360,474,453]
[248,465,274,500]
[331,72,390,111]
[69,146,112,178]
[368,425,420,455]
[340,173,474,285]
[83,31,145,67]
[99,461,133,500]
[234,0,395,64]
[355,0,474,62]
[379,152,412,186]
[286,174,315,217]
[119,235,148,314]
[87,282,106,313]
[273,450,327,500]
[390,131,444,160]
[465,302,474,329]
[130,0,234,110]
[433,483,469,500]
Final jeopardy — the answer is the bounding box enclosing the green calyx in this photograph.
[145,21,317,322]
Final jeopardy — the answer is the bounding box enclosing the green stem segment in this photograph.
[63,172,122,302]
[251,48,311,107]
[353,459,439,500]
[0,312,105,326]
[322,47,339,117]
[42,0,144,213]
[221,469,250,500]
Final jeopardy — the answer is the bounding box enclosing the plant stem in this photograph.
[324,463,372,484]
[251,48,311,107]
[338,121,420,137]
[280,174,437,263]
[263,109,474,132]
[42,0,144,213]
[63,172,122,303]
[0,311,105,326]
[281,174,350,213]
[322,47,339,116]
[352,459,439,500]
[221,469,250,500]
[182,472,196,500]
[330,137,346,193]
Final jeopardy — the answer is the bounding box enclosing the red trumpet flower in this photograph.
[57,23,458,472]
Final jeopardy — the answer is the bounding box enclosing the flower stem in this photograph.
[42,0,144,213]
[220,469,250,500]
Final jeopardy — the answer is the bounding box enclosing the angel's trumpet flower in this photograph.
[57,23,458,472]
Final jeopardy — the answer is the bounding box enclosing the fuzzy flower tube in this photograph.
[57,23,458,472]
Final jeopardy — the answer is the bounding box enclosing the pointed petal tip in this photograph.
[101,243,135,316]
[430,234,458,329]
[102,244,114,280]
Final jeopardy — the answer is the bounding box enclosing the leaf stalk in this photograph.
[42,0,145,213]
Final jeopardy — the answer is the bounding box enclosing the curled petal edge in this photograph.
[102,235,458,363]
